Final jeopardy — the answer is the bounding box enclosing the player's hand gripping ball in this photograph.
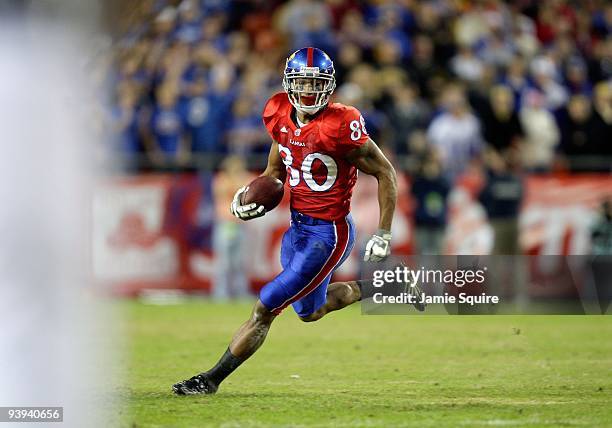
[230,176,284,221]
[364,230,392,262]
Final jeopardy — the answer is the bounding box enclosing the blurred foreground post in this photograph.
[0,2,117,426]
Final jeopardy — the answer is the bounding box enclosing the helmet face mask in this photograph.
[283,74,336,114]
[283,48,336,115]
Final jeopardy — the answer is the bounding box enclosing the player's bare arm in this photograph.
[346,138,397,230]
[346,138,398,261]
[261,140,287,182]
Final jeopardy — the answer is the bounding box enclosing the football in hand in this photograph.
[240,176,284,212]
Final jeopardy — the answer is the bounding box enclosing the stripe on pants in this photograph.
[271,217,350,314]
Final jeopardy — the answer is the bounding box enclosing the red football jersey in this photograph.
[262,92,369,221]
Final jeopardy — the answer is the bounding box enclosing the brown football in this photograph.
[240,176,284,212]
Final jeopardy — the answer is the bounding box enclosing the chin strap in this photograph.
[287,91,329,115]
[295,105,324,115]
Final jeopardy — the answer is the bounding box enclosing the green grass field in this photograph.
[123,301,612,427]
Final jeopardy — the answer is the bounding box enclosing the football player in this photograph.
[174,47,414,395]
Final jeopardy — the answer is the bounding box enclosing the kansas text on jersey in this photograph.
[262,92,369,221]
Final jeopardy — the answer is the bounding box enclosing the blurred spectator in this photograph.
[478,149,524,255]
[344,63,380,106]
[588,36,612,83]
[200,12,229,52]
[502,55,530,107]
[174,0,203,44]
[511,10,540,59]
[519,90,560,171]
[385,83,430,154]
[179,74,232,158]
[334,42,362,82]
[226,32,250,69]
[226,95,269,156]
[530,53,569,111]
[141,82,190,168]
[535,1,577,46]
[427,84,483,182]
[297,11,337,54]
[212,155,252,299]
[453,5,489,48]
[277,0,334,52]
[408,34,445,100]
[337,9,372,48]
[480,85,524,154]
[590,4,612,40]
[411,153,450,255]
[111,82,141,159]
[591,198,612,256]
[325,0,359,30]
[479,29,516,69]
[468,63,498,108]
[591,82,612,157]
[406,130,428,160]
[370,4,413,61]
[564,57,592,95]
[373,38,403,69]
[560,95,599,168]
[451,45,484,83]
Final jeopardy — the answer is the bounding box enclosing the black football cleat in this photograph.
[397,263,426,312]
[407,279,426,312]
[172,373,218,395]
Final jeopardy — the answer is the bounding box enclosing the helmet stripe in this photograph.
[307,47,313,67]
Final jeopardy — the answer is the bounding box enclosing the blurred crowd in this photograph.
[108,0,611,176]
[100,0,612,284]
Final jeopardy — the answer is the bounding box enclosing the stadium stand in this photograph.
[106,0,612,176]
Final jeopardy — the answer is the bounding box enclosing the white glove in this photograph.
[364,229,392,262]
[230,186,265,220]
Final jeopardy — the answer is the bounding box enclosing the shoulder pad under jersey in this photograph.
[262,92,290,133]
[319,102,349,140]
